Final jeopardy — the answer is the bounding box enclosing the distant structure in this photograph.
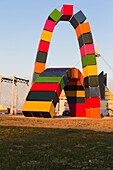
[22,4,101,118]
[0,76,29,114]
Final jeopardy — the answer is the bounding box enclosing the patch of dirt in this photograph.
[0,115,113,132]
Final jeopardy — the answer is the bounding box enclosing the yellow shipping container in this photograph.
[76,91,85,97]
[22,101,54,117]
[65,90,85,97]
[83,65,98,78]
[41,30,52,42]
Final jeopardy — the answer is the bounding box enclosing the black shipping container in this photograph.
[64,85,84,91]
[36,51,47,63]
[70,10,86,29]
[26,91,58,106]
[85,87,100,98]
[84,76,99,88]
[67,97,85,104]
[78,32,93,48]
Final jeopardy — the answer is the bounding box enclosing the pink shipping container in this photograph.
[80,44,95,57]
[44,19,56,32]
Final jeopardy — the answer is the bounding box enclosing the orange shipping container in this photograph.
[34,62,45,74]
[71,68,78,79]
[86,108,101,118]
[76,22,91,38]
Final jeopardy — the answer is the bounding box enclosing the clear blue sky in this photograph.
[0,0,113,91]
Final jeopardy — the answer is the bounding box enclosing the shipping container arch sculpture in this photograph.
[22,4,101,118]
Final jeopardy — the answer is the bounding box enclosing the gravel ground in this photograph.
[0,115,113,132]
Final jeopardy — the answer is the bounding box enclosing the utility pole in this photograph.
[15,80,18,114]
[10,76,15,114]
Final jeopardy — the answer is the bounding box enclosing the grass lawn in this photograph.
[0,126,113,170]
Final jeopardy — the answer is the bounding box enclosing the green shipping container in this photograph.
[49,9,62,22]
[82,54,96,68]
[35,76,65,89]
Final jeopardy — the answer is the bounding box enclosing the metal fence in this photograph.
[0,76,30,114]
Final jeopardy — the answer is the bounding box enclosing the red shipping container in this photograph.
[70,110,76,117]
[44,19,56,32]
[78,71,84,85]
[69,103,76,110]
[30,83,61,98]
[76,80,83,86]
[66,79,76,85]
[70,108,86,117]
[61,5,73,15]
[76,110,86,117]
[38,40,50,52]
[66,78,83,86]
[69,103,86,110]
[85,97,100,108]
[71,68,78,79]
[69,103,86,117]
[76,103,86,110]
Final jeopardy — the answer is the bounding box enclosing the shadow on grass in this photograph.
[0,126,113,170]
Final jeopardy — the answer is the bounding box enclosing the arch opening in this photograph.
[46,22,81,69]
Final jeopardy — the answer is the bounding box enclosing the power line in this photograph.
[97,54,113,73]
